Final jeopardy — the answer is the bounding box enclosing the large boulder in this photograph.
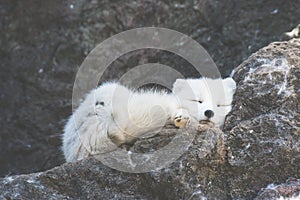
[0,126,228,199]
[225,38,300,199]
[0,39,299,199]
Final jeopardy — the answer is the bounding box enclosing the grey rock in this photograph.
[255,178,300,200]
[225,38,300,199]
[1,37,299,199]
[0,125,228,200]
[1,0,300,177]
[1,1,300,199]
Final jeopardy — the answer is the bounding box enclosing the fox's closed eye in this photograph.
[217,104,231,107]
[95,101,105,106]
[191,100,203,104]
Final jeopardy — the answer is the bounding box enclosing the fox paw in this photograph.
[174,109,191,128]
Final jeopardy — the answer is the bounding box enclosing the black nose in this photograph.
[204,110,214,118]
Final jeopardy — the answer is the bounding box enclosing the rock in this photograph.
[0,125,228,199]
[255,178,300,200]
[225,38,300,199]
[0,38,300,200]
[1,1,300,199]
[1,0,300,177]
[0,158,151,199]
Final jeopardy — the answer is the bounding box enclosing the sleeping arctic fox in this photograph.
[62,77,236,162]
[173,77,236,128]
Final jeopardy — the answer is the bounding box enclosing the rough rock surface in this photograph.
[225,38,300,199]
[0,126,228,200]
[255,178,300,200]
[1,0,300,177]
[1,39,300,199]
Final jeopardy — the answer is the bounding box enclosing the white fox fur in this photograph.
[62,82,189,162]
[173,77,236,127]
[62,78,236,162]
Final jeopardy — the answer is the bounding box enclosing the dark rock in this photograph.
[1,1,300,199]
[0,125,228,200]
[2,36,299,199]
[225,38,300,199]
[1,0,300,177]
[255,178,300,200]
[0,38,300,200]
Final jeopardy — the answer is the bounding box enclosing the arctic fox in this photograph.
[62,82,190,162]
[62,78,236,162]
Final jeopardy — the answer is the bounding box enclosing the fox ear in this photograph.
[223,77,236,94]
[172,79,188,94]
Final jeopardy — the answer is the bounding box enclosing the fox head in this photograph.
[172,77,236,127]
